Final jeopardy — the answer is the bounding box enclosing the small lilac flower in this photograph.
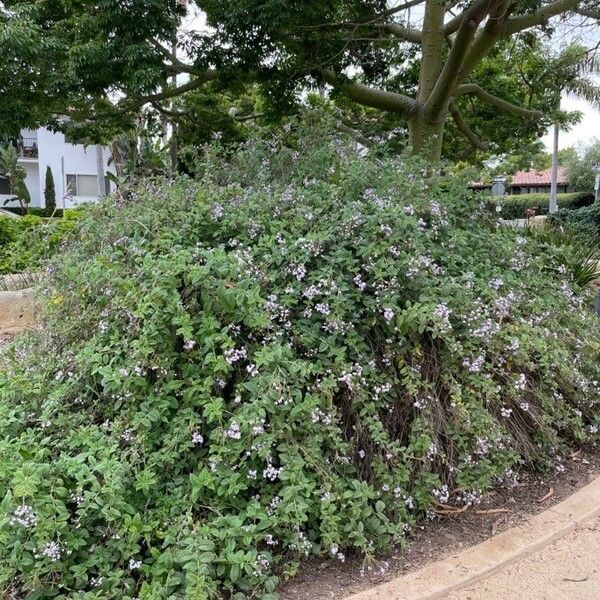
[224,347,247,364]
[121,429,134,443]
[225,422,241,440]
[11,504,37,528]
[38,541,62,562]
[382,308,395,323]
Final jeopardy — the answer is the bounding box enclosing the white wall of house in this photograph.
[23,163,40,204]
[0,128,115,210]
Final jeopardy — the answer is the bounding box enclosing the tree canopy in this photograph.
[1,0,599,159]
[564,138,600,190]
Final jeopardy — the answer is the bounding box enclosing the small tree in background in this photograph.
[565,140,600,193]
[44,165,56,216]
[0,145,30,214]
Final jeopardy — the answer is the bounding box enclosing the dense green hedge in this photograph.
[482,192,594,219]
[0,121,599,598]
[2,206,65,218]
[550,201,600,238]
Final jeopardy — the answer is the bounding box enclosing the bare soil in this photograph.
[278,446,600,600]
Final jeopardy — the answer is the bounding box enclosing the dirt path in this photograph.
[446,515,600,600]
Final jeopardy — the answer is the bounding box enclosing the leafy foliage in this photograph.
[0,211,82,274]
[0,215,18,248]
[525,225,600,288]
[0,145,31,212]
[0,121,599,598]
[551,201,600,239]
[1,1,598,160]
[564,139,600,192]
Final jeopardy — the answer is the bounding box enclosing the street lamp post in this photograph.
[491,175,506,215]
[593,162,600,203]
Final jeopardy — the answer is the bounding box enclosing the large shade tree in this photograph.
[1,0,599,159]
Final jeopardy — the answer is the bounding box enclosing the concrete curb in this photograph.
[345,476,600,600]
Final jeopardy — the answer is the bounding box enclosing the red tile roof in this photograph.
[511,166,568,186]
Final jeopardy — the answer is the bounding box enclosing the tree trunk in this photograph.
[96,145,106,199]
[549,123,559,214]
[408,114,445,161]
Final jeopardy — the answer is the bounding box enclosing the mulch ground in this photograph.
[0,335,12,350]
[279,445,600,599]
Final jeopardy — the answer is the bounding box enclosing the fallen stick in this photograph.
[434,505,469,516]
[538,487,554,503]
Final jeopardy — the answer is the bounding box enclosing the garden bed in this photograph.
[0,125,598,598]
[279,446,600,599]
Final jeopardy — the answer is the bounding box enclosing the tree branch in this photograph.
[417,0,447,103]
[323,70,418,117]
[449,101,489,150]
[296,0,427,30]
[455,83,544,119]
[576,7,600,19]
[459,0,510,81]
[443,12,464,36]
[151,103,191,118]
[503,0,581,35]
[336,121,374,147]
[381,22,422,43]
[423,0,501,119]
[134,72,218,105]
[150,40,200,75]
[231,112,267,122]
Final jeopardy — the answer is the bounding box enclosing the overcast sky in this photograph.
[541,95,600,152]
[540,16,600,153]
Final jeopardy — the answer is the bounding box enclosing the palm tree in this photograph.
[0,145,30,214]
[548,47,600,213]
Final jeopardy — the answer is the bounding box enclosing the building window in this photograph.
[66,174,98,197]
[0,176,11,195]
[63,133,86,145]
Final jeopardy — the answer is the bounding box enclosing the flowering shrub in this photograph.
[0,118,599,598]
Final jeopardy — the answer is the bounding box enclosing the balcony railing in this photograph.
[17,138,38,159]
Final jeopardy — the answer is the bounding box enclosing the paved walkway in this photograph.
[446,516,600,600]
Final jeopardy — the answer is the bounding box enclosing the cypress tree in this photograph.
[44,165,56,216]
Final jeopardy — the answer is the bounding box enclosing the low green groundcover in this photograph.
[0,210,82,275]
[1,121,599,598]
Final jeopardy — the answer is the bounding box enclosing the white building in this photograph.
[0,128,116,210]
